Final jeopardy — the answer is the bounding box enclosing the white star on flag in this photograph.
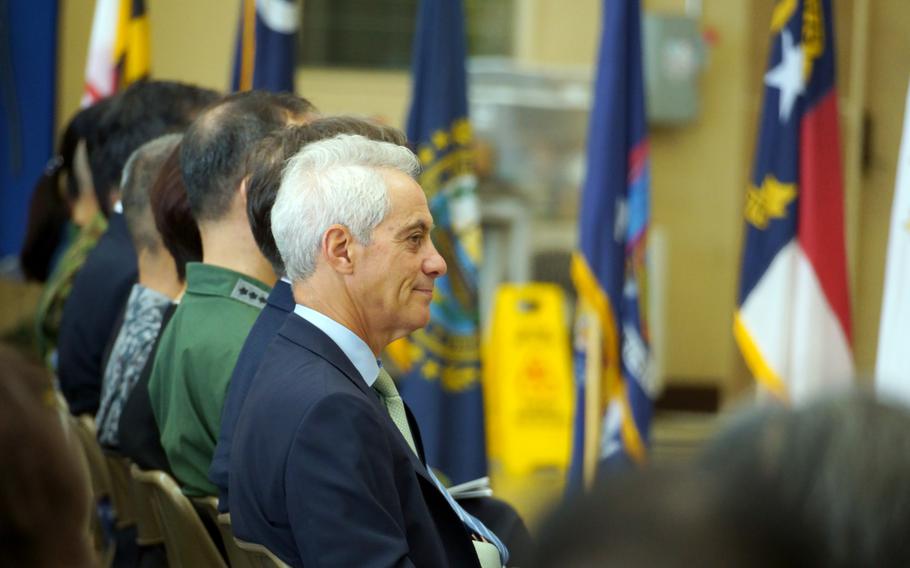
[764,29,806,123]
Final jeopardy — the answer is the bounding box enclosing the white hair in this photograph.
[271,134,421,281]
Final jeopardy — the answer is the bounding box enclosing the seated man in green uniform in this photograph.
[148,91,316,497]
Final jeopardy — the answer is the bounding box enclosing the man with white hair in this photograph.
[229,134,507,568]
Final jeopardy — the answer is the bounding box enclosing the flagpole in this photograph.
[844,0,869,300]
[582,304,602,489]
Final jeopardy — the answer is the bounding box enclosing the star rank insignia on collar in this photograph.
[230,278,269,309]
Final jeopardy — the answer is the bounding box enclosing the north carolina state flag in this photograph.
[735,0,853,403]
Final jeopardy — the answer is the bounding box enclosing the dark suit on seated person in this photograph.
[229,134,507,568]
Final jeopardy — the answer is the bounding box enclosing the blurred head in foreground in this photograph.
[534,466,806,568]
[700,392,910,568]
[0,345,93,567]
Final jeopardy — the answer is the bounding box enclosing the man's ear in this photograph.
[238,176,250,207]
[108,188,122,210]
[322,224,354,275]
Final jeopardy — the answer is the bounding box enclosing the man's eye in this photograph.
[408,234,423,244]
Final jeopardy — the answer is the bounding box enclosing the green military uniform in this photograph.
[148,262,270,497]
[34,213,108,367]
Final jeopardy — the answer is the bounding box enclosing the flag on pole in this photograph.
[568,0,653,486]
[389,0,487,484]
[82,0,149,106]
[875,77,910,406]
[1,0,58,258]
[734,0,853,403]
[232,0,299,92]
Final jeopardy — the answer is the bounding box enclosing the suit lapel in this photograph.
[405,404,428,464]
[278,314,438,487]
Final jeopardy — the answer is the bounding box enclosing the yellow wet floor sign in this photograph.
[484,283,574,478]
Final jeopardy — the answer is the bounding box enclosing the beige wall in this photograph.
[854,1,910,378]
[648,0,754,396]
[55,0,910,396]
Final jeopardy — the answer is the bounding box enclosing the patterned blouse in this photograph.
[96,284,172,447]
[34,213,107,367]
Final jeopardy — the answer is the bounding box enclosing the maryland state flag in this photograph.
[390,0,486,484]
[735,0,852,403]
[232,0,299,92]
[82,0,149,106]
[568,0,653,486]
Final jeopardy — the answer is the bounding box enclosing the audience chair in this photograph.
[103,453,136,529]
[119,459,164,547]
[194,496,257,568]
[130,466,226,568]
[217,512,291,568]
[69,415,116,567]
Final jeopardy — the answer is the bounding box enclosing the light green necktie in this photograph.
[372,368,508,567]
[373,368,418,455]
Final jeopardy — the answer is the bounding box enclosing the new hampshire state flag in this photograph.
[735,0,853,403]
[232,0,299,92]
[390,0,487,484]
[569,0,653,485]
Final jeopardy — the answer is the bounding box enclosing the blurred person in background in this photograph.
[533,466,811,568]
[32,98,114,366]
[57,80,220,416]
[700,392,910,568]
[95,134,183,451]
[148,90,315,498]
[0,344,93,568]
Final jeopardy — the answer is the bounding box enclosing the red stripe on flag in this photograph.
[627,140,649,183]
[83,82,104,104]
[798,90,853,344]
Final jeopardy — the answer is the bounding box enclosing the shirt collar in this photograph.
[184,262,271,309]
[293,304,379,386]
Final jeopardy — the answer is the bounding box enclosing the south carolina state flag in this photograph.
[232,0,299,92]
[735,0,853,403]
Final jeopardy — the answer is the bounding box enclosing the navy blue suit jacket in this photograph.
[58,213,137,415]
[229,314,480,568]
[210,279,295,510]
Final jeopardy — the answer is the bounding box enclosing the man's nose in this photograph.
[424,243,447,278]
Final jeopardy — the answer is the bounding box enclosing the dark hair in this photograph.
[246,116,406,274]
[19,99,114,281]
[87,80,221,216]
[0,344,93,567]
[180,90,316,223]
[62,97,116,201]
[700,392,910,568]
[18,162,70,282]
[534,467,806,568]
[122,134,183,254]
[149,144,202,282]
